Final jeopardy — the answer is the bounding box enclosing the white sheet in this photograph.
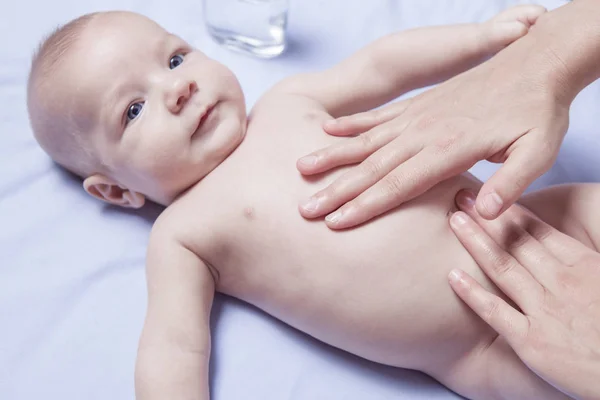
[2,0,595,399]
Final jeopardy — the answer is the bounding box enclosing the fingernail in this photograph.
[298,155,318,166]
[326,210,343,224]
[457,191,476,210]
[302,197,320,213]
[483,191,503,217]
[448,269,467,287]
[324,119,338,127]
[450,212,468,228]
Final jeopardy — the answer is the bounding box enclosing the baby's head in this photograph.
[28,11,247,207]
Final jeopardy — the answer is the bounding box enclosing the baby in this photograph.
[27,6,597,400]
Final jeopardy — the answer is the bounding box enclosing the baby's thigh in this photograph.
[519,183,600,250]
[432,336,569,400]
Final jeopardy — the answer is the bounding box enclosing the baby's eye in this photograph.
[169,53,185,69]
[126,102,144,122]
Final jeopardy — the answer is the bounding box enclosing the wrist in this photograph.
[527,0,600,104]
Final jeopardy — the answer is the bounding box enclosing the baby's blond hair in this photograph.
[27,12,102,178]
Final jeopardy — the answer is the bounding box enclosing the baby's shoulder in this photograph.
[250,84,331,125]
[149,195,214,250]
[149,203,189,242]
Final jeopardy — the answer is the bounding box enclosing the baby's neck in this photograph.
[167,120,250,207]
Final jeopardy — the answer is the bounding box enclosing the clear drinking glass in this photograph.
[203,0,289,58]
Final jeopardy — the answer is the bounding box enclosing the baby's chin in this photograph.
[205,103,247,156]
[147,111,247,205]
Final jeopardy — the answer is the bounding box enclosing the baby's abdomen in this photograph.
[232,173,499,373]
[213,102,498,373]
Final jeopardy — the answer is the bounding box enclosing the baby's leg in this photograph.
[518,183,600,252]
[432,336,571,400]
[424,184,600,400]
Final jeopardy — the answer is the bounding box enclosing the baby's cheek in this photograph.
[143,144,179,175]
[125,139,169,175]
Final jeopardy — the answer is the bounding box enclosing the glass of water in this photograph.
[203,0,289,58]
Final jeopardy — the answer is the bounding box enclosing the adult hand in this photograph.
[297,18,575,229]
[448,190,600,400]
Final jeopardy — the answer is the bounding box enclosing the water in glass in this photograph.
[203,0,289,58]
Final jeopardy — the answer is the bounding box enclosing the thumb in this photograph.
[476,133,556,219]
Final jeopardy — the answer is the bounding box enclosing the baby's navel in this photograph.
[446,204,459,218]
[243,206,255,220]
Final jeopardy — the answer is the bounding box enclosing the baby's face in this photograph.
[63,12,246,204]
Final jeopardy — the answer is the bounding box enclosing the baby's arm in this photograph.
[273,5,544,117]
[135,226,215,400]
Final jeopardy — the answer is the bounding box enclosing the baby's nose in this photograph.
[166,79,198,113]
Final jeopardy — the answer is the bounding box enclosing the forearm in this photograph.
[318,23,503,116]
[275,16,524,117]
[364,23,502,104]
[135,337,211,400]
[526,0,600,102]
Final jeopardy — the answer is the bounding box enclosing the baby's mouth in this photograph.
[191,103,216,138]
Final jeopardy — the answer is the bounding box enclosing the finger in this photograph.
[476,195,592,267]
[297,119,406,175]
[449,211,543,313]
[299,136,421,218]
[457,190,564,291]
[516,207,593,265]
[323,101,411,137]
[448,268,529,345]
[321,143,477,229]
[476,131,557,219]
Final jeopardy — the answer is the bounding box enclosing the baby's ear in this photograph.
[83,174,145,209]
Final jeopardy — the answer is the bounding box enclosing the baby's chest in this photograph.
[246,93,341,155]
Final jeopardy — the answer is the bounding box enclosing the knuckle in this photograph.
[345,115,364,127]
[499,224,529,252]
[381,174,405,198]
[483,298,500,322]
[326,142,359,163]
[540,286,557,313]
[336,116,350,125]
[415,114,436,131]
[376,125,396,141]
[317,148,336,164]
[489,251,516,276]
[329,142,352,159]
[529,222,553,243]
[512,173,530,193]
[359,157,384,176]
[431,132,463,157]
[371,108,386,122]
[358,132,374,148]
